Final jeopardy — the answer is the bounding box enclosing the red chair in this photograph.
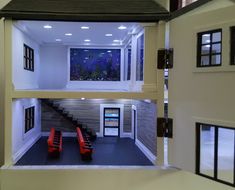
[76,127,93,160]
[47,128,62,155]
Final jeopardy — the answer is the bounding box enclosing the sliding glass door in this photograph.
[103,108,120,137]
[196,123,235,187]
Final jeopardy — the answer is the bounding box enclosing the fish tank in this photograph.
[70,48,121,81]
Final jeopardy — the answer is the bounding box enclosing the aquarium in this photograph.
[70,48,121,81]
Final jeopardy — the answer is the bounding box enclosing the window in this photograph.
[25,106,35,133]
[70,48,121,81]
[24,44,34,71]
[197,29,222,67]
[170,0,198,11]
[136,34,144,81]
[230,26,235,65]
[124,42,131,81]
[196,123,235,187]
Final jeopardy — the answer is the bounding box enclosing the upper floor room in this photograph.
[0,0,171,94]
[11,21,151,92]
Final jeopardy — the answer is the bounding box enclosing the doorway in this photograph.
[103,108,120,137]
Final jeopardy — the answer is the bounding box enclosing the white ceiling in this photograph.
[16,21,142,47]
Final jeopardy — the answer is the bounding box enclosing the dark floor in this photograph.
[16,137,153,166]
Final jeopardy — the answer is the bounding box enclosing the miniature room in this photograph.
[12,21,146,92]
[12,98,157,166]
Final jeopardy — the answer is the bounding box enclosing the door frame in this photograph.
[131,105,137,141]
[99,104,124,137]
[103,107,120,137]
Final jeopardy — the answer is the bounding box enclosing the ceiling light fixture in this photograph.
[105,34,113,37]
[118,25,127,30]
[113,39,120,43]
[107,50,112,53]
[65,33,72,36]
[84,39,91,42]
[44,25,52,29]
[81,26,90,30]
[81,97,86,100]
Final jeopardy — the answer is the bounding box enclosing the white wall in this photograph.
[168,1,235,172]
[12,99,41,164]
[39,46,68,89]
[12,25,40,89]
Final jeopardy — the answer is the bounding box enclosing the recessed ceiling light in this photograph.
[44,25,52,29]
[105,34,113,37]
[81,26,89,30]
[84,39,91,42]
[81,97,86,100]
[113,39,120,43]
[107,50,112,53]
[55,39,62,42]
[118,25,127,30]
[65,33,72,36]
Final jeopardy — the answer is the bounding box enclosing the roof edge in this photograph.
[169,0,213,21]
[0,11,170,22]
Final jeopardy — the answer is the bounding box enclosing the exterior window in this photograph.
[170,0,198,11]
[70,48,120,81]
[230,26,235,65]
[25,106,35,133]
[24,44,34,71]
[124,42,131,81]
[136,34,144,81]
[196,123,235,187]
[197,29,222,67]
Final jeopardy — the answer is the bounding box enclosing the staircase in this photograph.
[42,99,97,141]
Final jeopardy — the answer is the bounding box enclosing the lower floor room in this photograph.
[16,137,152,165]
[12,98,157,166]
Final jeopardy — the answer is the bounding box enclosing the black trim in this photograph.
[24,44,34,72]
[103,108,120,137]
[196,122,235,187]
[25,106,35,133]
[214,127,218,179]
[0,13,170,22]
[230,26,235,65]
[197,29,222,68]
[195,123,200,174]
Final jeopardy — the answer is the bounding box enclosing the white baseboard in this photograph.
[135,139,156,165]
[13,133,41,164]
[120,132,132,138]
[41,132,76,137]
